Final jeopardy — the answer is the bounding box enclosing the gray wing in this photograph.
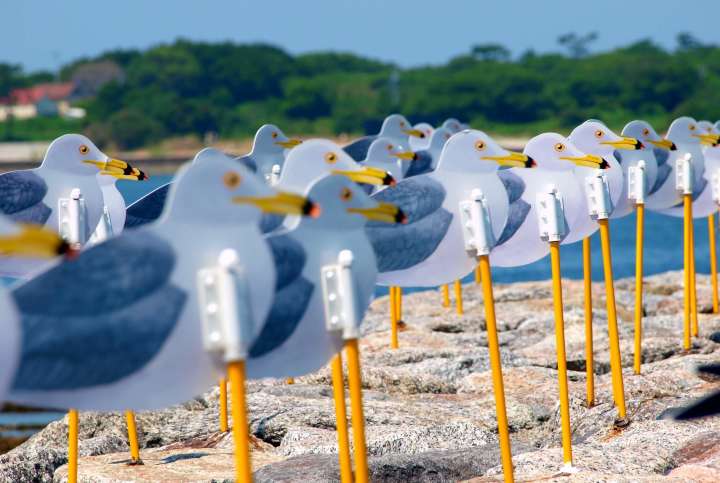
[249,234,313,358]
[650,163,672,195]
[404,150,433,177]
[124,183,171,229]
[497,170,525,204]
[235,154,258,173]
[11,231,186,390]
[260,213,285,234]
[343,136,376,162]
[653,147,670,166]
[366,177,452,272]
[0,170,51,225]
[496,199,530,246]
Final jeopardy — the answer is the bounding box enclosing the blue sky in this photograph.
[3,0,718,72]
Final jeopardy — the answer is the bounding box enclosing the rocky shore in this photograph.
[2,270,720,482]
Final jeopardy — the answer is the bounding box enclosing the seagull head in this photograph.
[623,120,676,151]
[698,120,720,147]
[427,127,453,151]
[668,116,718,146]
[380,114,425,140]
[0,216,70,258]
[252,124,302,155]
[168,148,319,224]
[440,118,464,133]
[279,139,396,192]
[42,134,147,181]
[305,175,406,228]
[413,122,435,139]
[524,133,609,171]
[436,129,535,173]
[366,138,416,165]
[570,120,643,159]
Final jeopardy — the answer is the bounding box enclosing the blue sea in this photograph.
[118,175,705,296]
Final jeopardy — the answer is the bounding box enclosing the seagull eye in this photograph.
[594,130,603,138]
[79,145,89,155]
[387,144,393,151]
[271,132,278,139]
[324,152,337,164]
[445,134,450,140]
[690,124,696,131]
[475,140,486,151]
[340,187,353,201]
[554,143,566,152]
[223,171,242,188]
[400,121,406,128]
[642,128,650,137]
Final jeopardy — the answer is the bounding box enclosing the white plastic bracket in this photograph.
[627,160,646,205]
[712,168,720,205]
[675,153,694,195]
[268,164,281,186]
[90,206,114,244]
[536,184,567,243]
[197,249,253,362]
[58,188,87,246]
[584,172,613,220]
[458,189,495,258]
[320,249,360,340]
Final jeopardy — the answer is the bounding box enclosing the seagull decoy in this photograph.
[697,121,720,314]
[439,118,466,133]
[236,124,302,181]
[342,113,424,163]
[405,127,453,178]
[409,122,435,151]
[0,134,143,277]
[0,150,316,481]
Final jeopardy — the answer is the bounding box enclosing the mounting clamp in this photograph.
[321,249,360,340]
[58,188,87,246]
[627,160,647,205]
[676,153,694,195]
[459,189,495,257]
[585,172,613,220]
[197,249,253,362]
[536,184,568,243]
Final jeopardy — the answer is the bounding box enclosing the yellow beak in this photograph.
[83,159,149,180]
[560,153,610,169]
[332,166,396,186]
[275,139,303,149]
[648,139,677,151]
[482,152,536,168]
[347,202,406,224]
[600,136,643,150]
[693,133,720,146]
[0,224,69,258]
[394,151,416,161]
[403,128,425,138]
[233,191,320,217]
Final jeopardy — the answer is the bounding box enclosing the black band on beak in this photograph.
[670,142,678,151]
[600,159,610,169]
[302,200,322,218]
[383,173,397,186]
[396,209,408,224]
[635,140,644,150]
[525,156,537,168]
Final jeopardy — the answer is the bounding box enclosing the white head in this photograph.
[302,175,406,230]
[378,114,425,141]
[436,129,535,173]
[365,137,415,165]
[622,120,677,152]
[413,122,435,139]
[569,120,643,158]
[666,116,717,146]
[165,148,317,225]
[426,127,453,152]
[278,139,396,193]
[524,133,609,171]
[440,118,464,133]
[251,124,302,156]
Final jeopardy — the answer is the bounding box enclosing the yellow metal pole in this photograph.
[598,219,627,420]
[286,377,295,384]
[454,280,464,315]
[68,409,79,483]
[441,284,450,307]
[125,410,141,464]
[390,287,399,349]
[219,378,229,432]
[683,195,691,350]
[549,241,573,466]
[709,214,719,314]
[330,354,353,483]
[582,237,594,407]
[690,210,698,337]
[396,287,403,323]
[634,204,645,375]
[228,360,252,483]
[475,265,481,284]
[345,338,369,483]
[478,255,514,483]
